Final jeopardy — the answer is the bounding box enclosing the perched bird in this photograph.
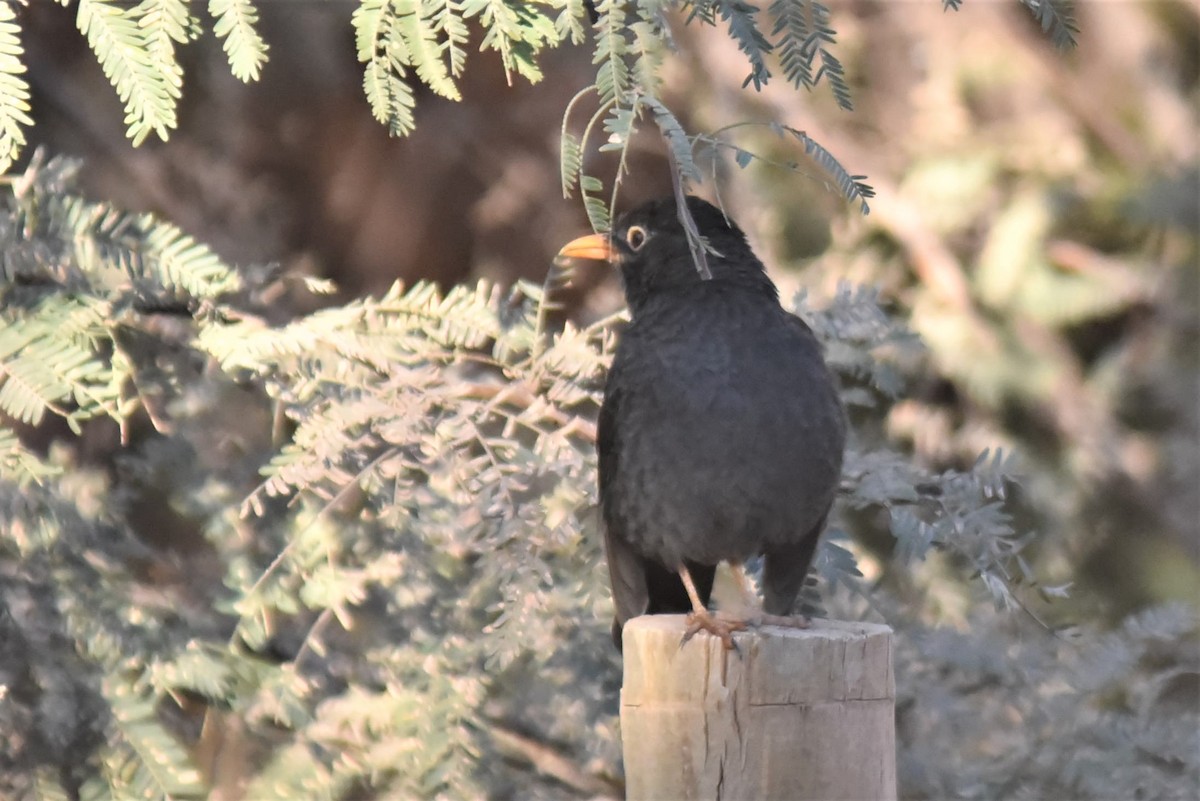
[558,196,846,650]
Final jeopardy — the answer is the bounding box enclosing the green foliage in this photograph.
[75,0,181,145]
[1,155,609,799]
[691,122,875,214]
[469,0,558,83]
[0,0,566,165]
[356,0,420,136]
[768,0,853,110]
[4,0,257,150]
[592,0,632,105]
[135,0,191,103]
[210,0,269,82]
[0,427,58,486]
[562,0,874,245]
[0,0,1074,178]
[96,674,208,800]
[0,466,209,801]
[0,3,32,175]
[352,0,561,137]
[1020,0,1079,49]
[942,0,1077,47]
[557,0,1078,233]
[714,1,773,91]
[0,153,242,446]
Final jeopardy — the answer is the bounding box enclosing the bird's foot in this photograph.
[681,609,747,651]
[754,613,811,630]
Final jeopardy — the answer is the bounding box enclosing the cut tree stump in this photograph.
[620,615,896,801]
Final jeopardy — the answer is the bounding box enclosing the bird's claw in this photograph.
[757,613,811,630]
[681,610,747,651]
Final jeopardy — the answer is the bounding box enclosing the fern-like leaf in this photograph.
[133,0,193,99]
[813,48,852,110]
[768,0,853,110]
[644,96,701,184]
[0,3,33,175]
[1021,0,1078,49]
[787,126,873,212]
[599,103,637,154]
[137,212,243,298]
[209,0,269,81]
[592,0,631,104]
[579,175,611,232]
[684,0,717,26]
[397,1,461,101]
[76,0,179,145]
[355,0,418,136]
[716,0,773,90]
[427,0,470,77]
[555,0,590,45]
[630,16,665,96]
[0,427,60,486]
[560,130,582,196]
[0,303,114,430]
[469,0,556,85]
[101,674,207,799]
[769,0,813,87]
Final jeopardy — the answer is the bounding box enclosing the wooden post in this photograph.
[620,615,896,801]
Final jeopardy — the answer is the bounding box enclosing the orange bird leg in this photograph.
[679,564,746,650]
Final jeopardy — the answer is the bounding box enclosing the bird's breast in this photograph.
[603,293,845,566]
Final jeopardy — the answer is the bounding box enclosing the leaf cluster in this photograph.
[561,0,875,239]
[0,0,564,167]
[0,155,616,799]
[0,0,1077,292]
[895,603,1199,800]
[0,153,240,448]
[559,0,1072,235]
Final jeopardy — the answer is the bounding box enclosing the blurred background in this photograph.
[21,0,1198,616]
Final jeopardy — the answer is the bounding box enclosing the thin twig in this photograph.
[666,146,713,280]
[489,724,622,799]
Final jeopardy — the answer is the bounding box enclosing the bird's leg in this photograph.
[729,563,810,630]
[679,564,745,650]
[727,562,759,613]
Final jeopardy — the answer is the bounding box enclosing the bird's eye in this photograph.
[625,225,648,251]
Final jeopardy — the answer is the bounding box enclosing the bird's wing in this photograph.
[604,523,650,650]
[760,314,842,616]
[596,360,621,505]
[597,366,650,649]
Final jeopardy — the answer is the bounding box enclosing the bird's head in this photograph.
[557,196,777,313]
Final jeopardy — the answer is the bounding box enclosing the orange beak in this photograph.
[556,233,614,262]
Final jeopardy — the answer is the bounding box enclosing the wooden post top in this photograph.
[620,615,897,801]
[622,615,895,706]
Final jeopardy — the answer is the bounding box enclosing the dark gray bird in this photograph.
[558,196,846,650]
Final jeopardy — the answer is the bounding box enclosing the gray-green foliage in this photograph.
[4,149,1194,800]
[897,603,1199,800]
[558,0,1075,229]
[559,0,876,233]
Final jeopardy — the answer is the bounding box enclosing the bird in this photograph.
[557,196,846,651]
